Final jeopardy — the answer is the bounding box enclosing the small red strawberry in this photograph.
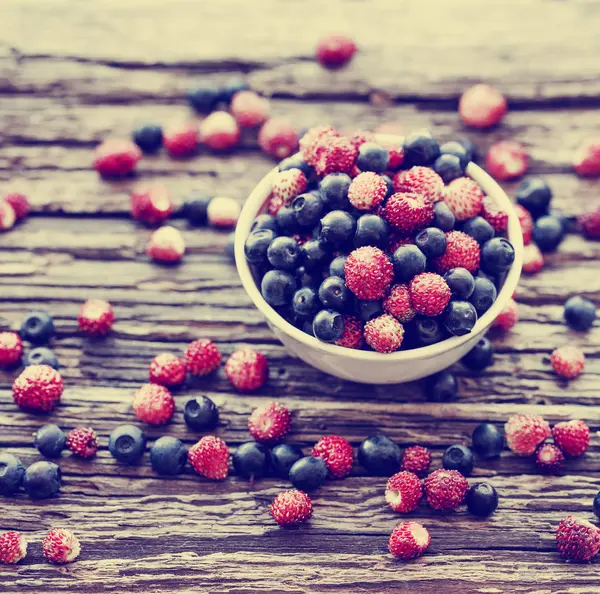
[132,383,175,425]
[443,177,484,221]
[207,196,241,228]
[258,118,299,160]
[535,443,564,474]
[378,137,405,170]
[388,521,431,559]
[578,206,600,240]
[348,172,387,211]
[486,140,528,180]
[434,230,481,274]
[384,192,434,233]
[364,314,404,353]
[316,34,357,69]
[492,298,519,331]
[401,445,432,477]
[0,531,27,564]
[550,346,585,379]
[393,167,444,204]
[270,489,313,526]
[248,401,292,444]
[312,435,353,478]
[225,348,269,392]
[423,469,469,511]
[552,420,590,457]
[299,125,339,166]
[4,193,29,219]
[344,246,394,300]
[149,352,187,387]
[385,471,423,513]
[147,226,185,263]
[65,427,98,459]
[314,136,357,176]
[163,122,199,157]
[515,204,534,245]
[188,435,229,480]
[270,169,308,208]
[383,284,415,323]
[459,84,507,129]
[184,338,222,376]
[522,243,544,274]
[409,272,451,317]
[130,185,173,225]
[481,197,508,232]
[42,529,81,564]
[556,516,600,562]
[0,200,16,231]
[78,299,115,336]
[199,111,240,151]
[504,414,550,456]
[230,91,270,128]
[94,139,141,177]
[334,315,364,349]
[12,364,63,412]
[0,331,24,367]
[573,139,600,177]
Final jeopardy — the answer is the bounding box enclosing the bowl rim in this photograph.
[235,134,524,362]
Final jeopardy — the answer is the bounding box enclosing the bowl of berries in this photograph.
[236,128,523,383]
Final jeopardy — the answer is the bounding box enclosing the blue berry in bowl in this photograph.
[442,444,475,476]
[313,309,344,342]
[533,215,565,252]
[403,130,440,166]
[245,229,276,264]
[292,192,324,227]
[250,213,279,234]
[269,444,303,478]
[279,153,315,179]
[319,173,352,210]
[356,142,389,173]
[413,316,445,346]
[267,236,300,270]
[318,276,351,312]
[443,300,478,336]
[187,85,220,112]
[328,255,347,279]
[289,456,328,491]
[20,311,55,345]
[353,214,388,250]
[0,453,25,495]
[427,370,458,401]
[358,435,401,476]
[34,424,66,458]
[275,204,299,233]
[480,238,515,275]
[108,425,146,464]
[295,266,322,288]
[133,125,163,154]
[184,396,219,431]
[471,423,503,459]
[456,137,478,162]
[261,270,296,307]
[150,436,188,475]
[469,276,497,314]
[433,153,463,184]
[432,201,456,231]
[415,227,447,259]
[300,239,329,270]
[516,177,552,219]
[25,347,59,370]
[182,193,213,226]
[564,296,596,331]
[444,267,475,299]
[292,287,320,318]
[462,337,494,370]
[233,442,269,479]
[319,210,356,248]
[392,244,427,282]
[356,299,384,322]
[439,140,470,167]
[462,216,494,245]
[467,482,498,516]
[23,460,61,499]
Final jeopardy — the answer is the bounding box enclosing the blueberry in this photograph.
[480,238,515,275]
[442,444,475,476]
[381,174,395,197]
[293,192,324,227]
[462,337,494,370]
[261,270,296,307]
[356,299,384,322]
[319,173,352,209]
[187,85,220,112]
[233,442,269,479]
[245,229,276,264]
[34,424,66,458]
[533,215,565,252]
[0,453,25,495]
[356,142,389,173]
[403,130,440,166]
[182,194,213,226]
[564,296,596,331]
[289,456,328,491]
[444,268,475,299]
[466,482,499,517]
[433,153,464,184]
[275,205,299,233]
[432,201,456,232]
[354,214,389,250]
[20,311,55,345]
[300,239,329,270]
[471,423,503,459]
[392,244,427,282]
[267,236,300,270]
[516,177,552,218]
[313,309,344,342]
[108,425,146,464]
[269,444,304,478]
[594,492,600,520]
[133,125,163,154]
[318,276,351,312]
[358,435,401,476]
[443,300,478,336]
[439,140,470,168]
[279,153,315,179]
[217,77,250,104]
[469,276,497,314]
[183,397,219,432]
[413,316,445,346]
[225,232,236,262]
[295,266,322,288]
[250,214,279,234]
[462,216,495,245]
[150,436,188,475]
[319,210,356,247]
[456,138,478,162]
[293,287,320,318]
[25,347,59,370]
[23,460,61,499]
[415,227,447,259]
[427,370,458,401]
[329,255,347,279]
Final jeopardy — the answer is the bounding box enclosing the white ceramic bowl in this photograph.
[235,136,523,384]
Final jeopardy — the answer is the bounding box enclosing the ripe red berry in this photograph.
[316,34,357,69]
[401,445,432,477]
[270,169,308,209]
[393,167,444,204]
[383,284,415,323]
[0,331,23,367]
[423,469,469,511]
[515,204,534,245]
[225,348,269,392]
[65,427,98,459]
[573,139,600,177]
[230,91,270,128]
[522,243,544,274]
[147,226,185,263]
[132,383,175,425]
[130,185,173,225]
[42,528,81,564]
[551,346,585,379]
[385,471,423,513]
[434,230,481,274]
[4,193,29,220]
[409,272,451,316]
[443,177,484,221]
[0,200,16,231]
[388,521,431,560]
[556,516,600,562]
[188,435,229,480]
[552,420,590,457]
[486,140,528,180]
[299,125,339,166]
[481,197,508,232]
[185,339,222,376]
[149,353,187,387]
[347,172,387,211]
[378,137,405,170]
[459,84,507,129]
[504,414,550,456]
[0,531,27,564]
[344,246,394,300]
[207,196,241,228]
[535,443,564,474]
[384,192,434,234]
[163,122,198,157]
[270,489,313,526]
[78,299,115,336]
[314,136,357,176]
[364,314,405,353]
[248,401,292,445]
[312,435,353,478]
[492,298,519,331]
[12,364,63,412]
[258,118,299,160]
[199,111,240,151]
[334,315,364,349]
[94,139,141,177]
[578,206,600,240]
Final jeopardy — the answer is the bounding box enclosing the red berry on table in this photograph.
[556,516,600,562]
[552,420,590,457]
[94,139,141,177]
[401,445,432,477]
[207,196,241,228]
[316,34,357,69]
[392,167,444,204]
[385,471,423,513]
[364,314,404,353]
[149,353,187,387]
[270,489,313,526]
[0,531,27,564]
[163,122,198,157]
[188,435,229,480]
[504,413,550,456]
[522,243,544,274]
[130,185,173,225]
[383,192,434,233]
[225,347,269,392]
[132,383,175,425]
[383,284,415,323]
[312,435,353,478]
[230,90,270,128]
[492,298,519,331]
[78,299,115,336]
[314,136,357,176]
[248,401,292,445]
[271,169,308,207]
[443,177,484,221]
[199,111,240,151]
[65,427,98,459]
[147,226,185,263]
[184,338,222,376]
[550,345,585,379]
[258,118,299,159]
[0,331,24,367]
[0,200,16,231]
[423,468,469,511]
[4,193,29,219]
[334,315,364,349]
[347,172,387,211]
[379,137,405,170]
[409,272,451,316]
[578,206,600,240]
[459,84,507,129]
[344,246,394,300]
[42,528,80,564]
[12,364,63,412]
[486,140,528,180]
[388,521,431,560]
[535,443,564,474]
[573,139,600,177]
[434,230,481,274]
[515,204,534,245]
[481,197,508,232]
[299,125,339,166]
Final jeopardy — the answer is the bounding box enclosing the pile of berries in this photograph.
[0,528,80,565]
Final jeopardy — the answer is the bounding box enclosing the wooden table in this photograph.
[1,1,599,592]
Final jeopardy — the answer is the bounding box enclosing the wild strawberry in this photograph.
[163,122,198,157]
[383,284,415,323]
[312,435,353,478]
[258,118,299,159]
[492,298,519,331]
[4,193,29,219]
[379,137,405,170]
[334,315,364,349]
[573,139,600,177]
[550,346,585,379]
[271,169,308,207]
[364,313,404,353]
[385,471,423,513]
[481,197,508,232]
[388,521,431,559]
[130,185,172,225]
[42,529,80,564]
[316,34,357,69]
[248,401,292,445]
[392,167,444,204]
[270,489,312,526]
[314,136,357,176]
[423,468,468,511]
[401,445,432,477]
[578,206,600,240]
[383,192,434,233]
[299,125,339,166]
[149,352,187,387]
[344,246,394,300]
[94,139,141,177]
[443,177,484,221]
[132,383,175,425]
[348,130,375,150]
[0,201,16,231]
[459,84,507,129]
[225,347,269,392]
[522,243,544,274]
[207,196,241,228]
[147,226,185,263]
[0,531,27,564]
[230,91,270,128]
[486,141,528,180]
[0,331,23,367]
[536,443,564,474]
[556,516,600,562]
[515,204,534,245]
[12,364,63,412]
[78,299,115,336]
[504,414,550,456]
[188,435,229,480]
[434,230,480,274]
[348,172,387,210]
[184,338,222,376]
[409,273,451,317]
[552,420,590,457]
[65,427,98,458]
[199,111,240,151]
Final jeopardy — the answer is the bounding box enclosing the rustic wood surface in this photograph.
[1,1,600,592]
